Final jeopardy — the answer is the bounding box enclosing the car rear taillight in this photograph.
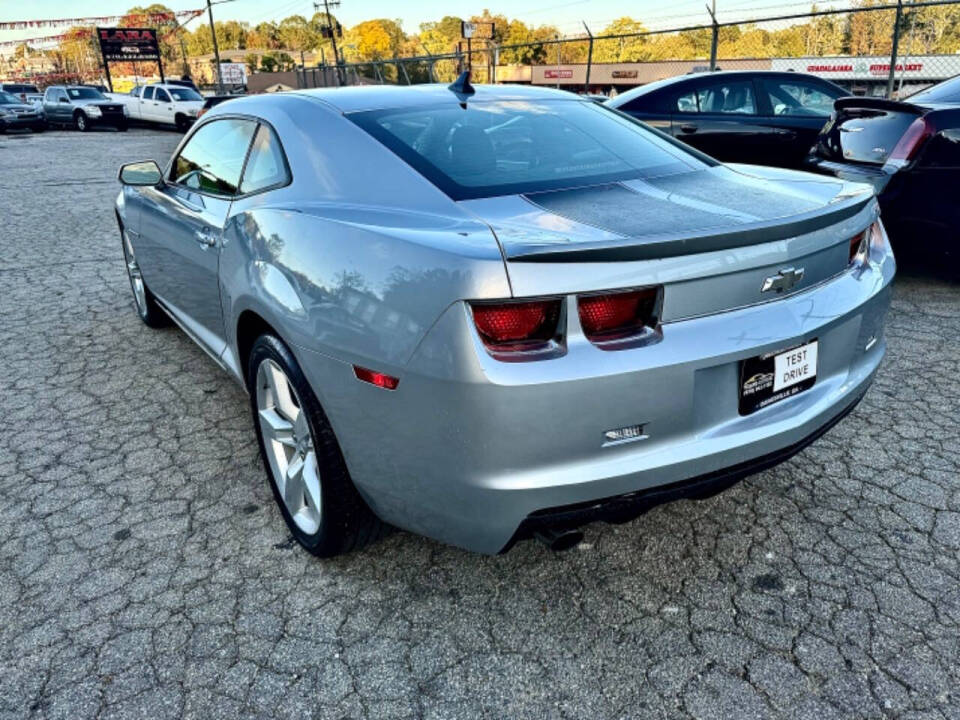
[888,116,934,166]
[469,298,563,358]
[577,287,661,348]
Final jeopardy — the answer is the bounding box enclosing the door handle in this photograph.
[194,228,218,247]
[679,123,698,134]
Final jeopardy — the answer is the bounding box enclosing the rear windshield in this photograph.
[907,75,960,104]
[67,87,105,100]
[349,99,706,200]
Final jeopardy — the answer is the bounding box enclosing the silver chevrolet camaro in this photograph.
[115,77,894,556]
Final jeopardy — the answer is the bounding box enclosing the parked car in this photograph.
[0,90,46,133]
[0,82,43,108]
[196,94,237,119]
[114,81,894,556]
[107,83,203,131]
[607,71,849,168]
[804,75,960,258]
[43,85,127,131]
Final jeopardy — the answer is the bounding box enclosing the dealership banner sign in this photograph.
[97,27,161,62]
[771,55,960,80]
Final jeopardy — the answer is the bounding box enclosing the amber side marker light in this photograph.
[353,365,399,390]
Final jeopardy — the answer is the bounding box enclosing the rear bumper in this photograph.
[296,234,895,554]
[510,386,865,547]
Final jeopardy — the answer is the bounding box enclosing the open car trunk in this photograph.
[460,165,875,321]
[813,97,926,166]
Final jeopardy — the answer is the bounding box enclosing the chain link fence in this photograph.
[296,1,960,100]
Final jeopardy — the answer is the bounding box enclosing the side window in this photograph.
[676,89,699,113]
[239,124,291,194]
[764,80,836,117]
[156,89,171,102]
[143,87,155,100]
[697,80,756,115]
[171,118,257,196]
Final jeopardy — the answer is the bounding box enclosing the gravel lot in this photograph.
[1,126,959,720]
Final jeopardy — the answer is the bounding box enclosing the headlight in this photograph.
[85,106,102,117]
[0,108,10,117]
[122,105,129,117]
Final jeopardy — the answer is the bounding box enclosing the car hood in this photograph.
[458,164,873,263]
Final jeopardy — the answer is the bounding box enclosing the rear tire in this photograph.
[116,122,128,132]
[120,222,168,328]
[248,334,386,557]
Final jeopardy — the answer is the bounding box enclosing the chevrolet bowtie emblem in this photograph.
[761,267,805,293]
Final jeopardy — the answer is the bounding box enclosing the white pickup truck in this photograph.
[106,83,204,131]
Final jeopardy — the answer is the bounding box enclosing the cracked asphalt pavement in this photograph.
[1,127,959,720]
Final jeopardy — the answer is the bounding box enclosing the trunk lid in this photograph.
[814,97,925,166]
[460,165,875,320]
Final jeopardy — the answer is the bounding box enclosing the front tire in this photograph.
[120,222,168,328]
[74,112,89,132]
[174,114,189,132]
[248,334,385,557]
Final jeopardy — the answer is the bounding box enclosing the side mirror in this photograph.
[118,160,164,186]
[59,97,70,103]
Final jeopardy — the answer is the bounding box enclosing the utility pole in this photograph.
[206,0,224,93]
[706,1,719,72]
[886,0,904,99]
[583,21,593,93]
[316,0,342,86]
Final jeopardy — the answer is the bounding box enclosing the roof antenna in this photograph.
[448,70,475,108]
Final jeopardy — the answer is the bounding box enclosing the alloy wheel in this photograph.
[256,359,322,535]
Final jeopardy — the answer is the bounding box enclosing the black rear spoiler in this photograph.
[507,194,874,263]
[833,96,925,115]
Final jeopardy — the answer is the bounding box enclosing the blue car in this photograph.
[114,80,894,555]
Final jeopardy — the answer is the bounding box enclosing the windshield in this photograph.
[3,84,38,94]
[0,91,20,104]
[169,87,202,101]
[350,99,705,200]
[908,76,960,104]
[67,87,106,100]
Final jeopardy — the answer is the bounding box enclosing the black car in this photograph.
[805,75,960,257]
[195,94,236,119]
[0,90,45,133]
[606,71,848,168]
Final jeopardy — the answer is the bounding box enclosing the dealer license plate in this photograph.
[738,340,818,415]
